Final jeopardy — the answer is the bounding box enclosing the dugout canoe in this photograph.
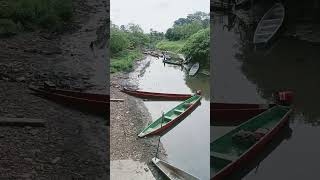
[152,157,200,180]
[253,3,285,45]
[163,59,183,66]
[189,63,200,76]
[138,95,202,137]
[121,87,192,100]
[29,86,108,114]
[211,105,292,180]
[211,103,275,125]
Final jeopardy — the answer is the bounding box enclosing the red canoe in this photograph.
[29,86,109,115]
[211,103,275,125]
[121,87,192,100]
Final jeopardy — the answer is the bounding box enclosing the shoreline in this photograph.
[0,0,108,179]
[110,56,167,179]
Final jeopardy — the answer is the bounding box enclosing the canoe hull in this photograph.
[121,88,192,101]
[152,157,200,180]
[212,107,292,180]
[189,63,200,76]
[253,3,285,45]
[163,60,182,66]
[29,86,108,115]
[211,103,275,125]
[139,95,201,137]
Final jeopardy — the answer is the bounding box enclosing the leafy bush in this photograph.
[165,11,209,41]
[0,0,73,32]
[0,18,19,36]
[110,26,129,54]
[111,49,143,73]
[156,40,185,53]
[181,28,209,65]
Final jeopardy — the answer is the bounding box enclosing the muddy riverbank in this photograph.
[110,58,167,179]
[0,0,108,179]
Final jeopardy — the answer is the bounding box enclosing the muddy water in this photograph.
[131,55,210,179]
[212,9,320,180]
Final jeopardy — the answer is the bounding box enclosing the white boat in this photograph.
[189,63,200,76]
[253,3,285,44]
[152,157,199,180]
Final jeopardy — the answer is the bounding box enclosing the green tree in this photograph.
[110,24,129,54]
[181,28,210,65]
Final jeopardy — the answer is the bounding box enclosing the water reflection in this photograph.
[212,2,320,179]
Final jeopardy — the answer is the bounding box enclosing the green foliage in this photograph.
[156,40,185,53]
[181,28,210,65]
[110,25,129,54]
[110,23,151,73]
[111,49,143,73]
[0,0,73,32]
[0,18,19,36]
[165,11,209,41]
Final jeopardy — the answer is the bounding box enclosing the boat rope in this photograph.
[155,112,164,158]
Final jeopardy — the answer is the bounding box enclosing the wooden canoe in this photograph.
[253,3,285,44]
[211,103,275,125]
[163,59,182,66]
[152,157,200,180]
[211,105,292,180]
[121,87,192,100]
[40,87,108,101]
[189,63,200,76]
[29,86,108,115]
[138,95,201,137]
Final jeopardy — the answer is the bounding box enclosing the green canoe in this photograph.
[211,105,292,180]
[138,95,201,137]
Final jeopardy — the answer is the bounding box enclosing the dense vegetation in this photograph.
[111,11,210,73]
[181,28,209,65]
[157,11,210,67]
[110,23,164,73]
[0,0,73,36]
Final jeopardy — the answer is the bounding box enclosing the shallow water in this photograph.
[212,8,320,179]
[132,56,210,179]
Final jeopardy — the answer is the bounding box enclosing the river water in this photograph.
[212,5,320,180]
[131,55,210,179]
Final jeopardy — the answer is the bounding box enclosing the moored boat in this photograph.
[189,63,200,76]
[121,87,192,100]
[138,94,201,137]
[152,157,200,180]
[211,105,292,180]
[42,87,108,101]
[211,102,275,125]
[163,59,183,66]
[29,86,108,114]
[253,3,285,45]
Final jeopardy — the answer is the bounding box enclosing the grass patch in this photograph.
[111,49,144,73]
[156,40,186,53]
[0,0,73,35]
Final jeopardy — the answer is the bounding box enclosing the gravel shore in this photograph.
[0,0,109,179]
[110,58,167,179]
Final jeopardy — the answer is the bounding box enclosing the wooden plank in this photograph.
[211,151,237,161]
[110,98,124,102]
[0,117,45,127]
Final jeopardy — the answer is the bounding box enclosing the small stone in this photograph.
[5,114,16,118]
[144,167,149,172]
[16,77,26,82]
[24,158,33,163]
[51,157,61,164]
